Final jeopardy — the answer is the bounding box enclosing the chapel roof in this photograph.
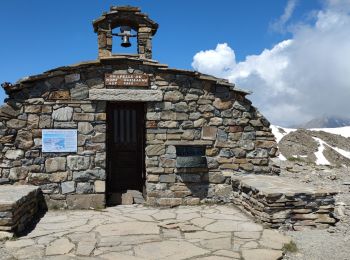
[2,55,251,96]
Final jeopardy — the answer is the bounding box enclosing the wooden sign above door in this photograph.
[105,74,149,87]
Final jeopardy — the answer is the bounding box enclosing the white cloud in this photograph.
[192,1,350,127]
[270,0,298,32]
[191,43,235,78]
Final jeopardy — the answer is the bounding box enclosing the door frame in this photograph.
[106,102,146,204]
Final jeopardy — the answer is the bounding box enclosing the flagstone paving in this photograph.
[0,205,291,259]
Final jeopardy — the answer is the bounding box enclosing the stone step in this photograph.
[122,190,145,205]
[109,190,145,205]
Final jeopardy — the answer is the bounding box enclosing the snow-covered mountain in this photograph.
[296,116,350,128]
[271,125,350,166]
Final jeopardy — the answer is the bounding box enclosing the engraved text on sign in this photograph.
[105,74,149,87]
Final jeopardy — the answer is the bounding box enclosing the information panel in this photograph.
[42,129,77,153]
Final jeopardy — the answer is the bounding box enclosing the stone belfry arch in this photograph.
[93,6,159,59]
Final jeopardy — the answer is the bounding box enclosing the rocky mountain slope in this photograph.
[270,126,350,259]
[278,160,350,260]
[271,125,350,166]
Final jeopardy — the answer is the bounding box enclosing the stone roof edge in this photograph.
[2,57,251,95]
[156,67,251,95]
[92,6,159,34]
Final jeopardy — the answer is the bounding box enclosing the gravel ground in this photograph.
[279,160,350,260]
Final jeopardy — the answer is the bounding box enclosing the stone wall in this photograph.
[144,73,279,206]
[232,175,338,230]
[0,185,42,234]
[0,60,278,208]
[0,71,107,209]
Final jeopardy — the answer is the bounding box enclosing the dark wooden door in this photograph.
[107,103,145,193]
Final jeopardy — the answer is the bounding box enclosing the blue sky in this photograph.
[2,0,349,126]
[0,1,319,82]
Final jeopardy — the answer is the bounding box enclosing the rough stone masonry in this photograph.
[0,6,279,209]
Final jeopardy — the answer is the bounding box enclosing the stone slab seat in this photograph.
[0,185,42,234]
[232,175,338,230]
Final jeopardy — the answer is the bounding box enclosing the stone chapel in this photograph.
[0,6,279,209]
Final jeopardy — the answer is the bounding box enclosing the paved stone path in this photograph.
[0,205,291,260]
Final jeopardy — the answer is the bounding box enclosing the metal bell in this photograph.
[112,25,136,48]
[121,35,131,48]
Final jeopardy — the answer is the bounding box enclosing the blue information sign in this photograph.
[42,129,77,153]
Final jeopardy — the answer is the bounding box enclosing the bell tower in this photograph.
[93,6,159,59]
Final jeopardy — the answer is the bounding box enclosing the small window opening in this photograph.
[175,146,207,168]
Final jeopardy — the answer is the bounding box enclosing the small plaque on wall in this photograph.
[105,74,149,87]
[42,129,77,153]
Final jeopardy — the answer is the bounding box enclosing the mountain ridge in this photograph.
[295,116,350,128]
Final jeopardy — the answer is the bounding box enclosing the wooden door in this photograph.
[107,103,145,193]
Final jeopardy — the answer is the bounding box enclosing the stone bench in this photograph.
[232,175,338,230]
[0,185,42,234]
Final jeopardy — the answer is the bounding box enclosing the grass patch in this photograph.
[283,241,298,253]
[287,157,305,162]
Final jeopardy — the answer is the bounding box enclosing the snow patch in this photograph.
[330,146,350,160]
[279,153,287,161]
[270,125,296,142]
[312,137,331,165]
[310,126,350,138]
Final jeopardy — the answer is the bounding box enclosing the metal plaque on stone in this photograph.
[42,129,77,153]
[105,74,149,87]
